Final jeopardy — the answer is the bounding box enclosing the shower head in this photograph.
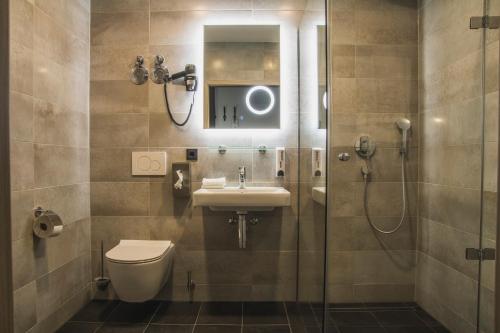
[396,118,411,131]
[396,118,411,155]
[130,56,149,85]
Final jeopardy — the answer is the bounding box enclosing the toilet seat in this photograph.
[106,240,173,264]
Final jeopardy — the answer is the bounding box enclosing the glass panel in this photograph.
[481,1,499,332]
[327,0,490,332]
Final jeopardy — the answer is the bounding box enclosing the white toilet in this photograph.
[105,240,175,302]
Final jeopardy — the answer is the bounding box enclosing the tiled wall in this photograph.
[9,0,91,332]
[327,0,419,303]
[90,0,306,301]
[418,1,497,332]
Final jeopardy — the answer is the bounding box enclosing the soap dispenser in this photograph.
[275,147,285,177]
[312,148,324,177]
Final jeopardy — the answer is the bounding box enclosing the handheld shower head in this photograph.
[396,118,411,155]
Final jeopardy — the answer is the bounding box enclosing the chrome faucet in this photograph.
[238,166,246,189]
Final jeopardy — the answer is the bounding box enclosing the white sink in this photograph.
[193,186,291,211]
[312,186,326,206]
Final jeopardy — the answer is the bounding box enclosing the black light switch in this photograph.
[186,148,198,161]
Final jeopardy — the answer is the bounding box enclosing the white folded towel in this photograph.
[202,177,226,189]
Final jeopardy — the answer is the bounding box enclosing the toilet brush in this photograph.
[94,240,110,290]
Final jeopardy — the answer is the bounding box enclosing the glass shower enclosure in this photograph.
[295,0,499,332]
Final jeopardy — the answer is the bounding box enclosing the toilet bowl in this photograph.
[106,240,175,302]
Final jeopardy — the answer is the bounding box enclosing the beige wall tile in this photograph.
[91,12,149,46]
[34,184,90,225]
[13,281,37,333]
[11,190,35,241]
[91,113,149,147]
[10,140,35,191]
[9,91,33,142]
[9,0,33,49]
[91,45,148,81]
[90,80,149,114]
[10,42,34,95]
[91,182,149,216]
[34,145,89,187]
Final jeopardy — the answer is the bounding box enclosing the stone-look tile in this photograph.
[92,0,150,13]
[91,148,146,182]
[35,218,92,278]
[356,79,418,114]
[416,253,478,332]
[34,99,89,147]
[151,0,251,11]
[34,145,89,187]
[11,190,35,241]
[31,286,92,333]
[418,218,479,280]
[33,183,90,225]
[36,254,92,322]
[91,182,150,216]
[12,236,37,290]
[91,12,149,46]
[9,0,33,49]
[91,113,149,147]
[332,45,354,78]
[355,5,417,45]
[10,41,34,95]
[10,140,35,191]
[35,0,91,41]
[91,45,148,81]
[356,45,418,80]
[352,250,415,285]
[90,80,149,114]
[34,7,89,69]
[33,57,90,114]
[13,281,37,333]
[9,91,33,141]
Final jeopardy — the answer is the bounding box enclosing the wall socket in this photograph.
[186,149,198,161]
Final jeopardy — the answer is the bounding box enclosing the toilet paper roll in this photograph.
[33,210,63,238]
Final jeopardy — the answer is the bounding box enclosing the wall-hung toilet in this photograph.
[105,240,175,302]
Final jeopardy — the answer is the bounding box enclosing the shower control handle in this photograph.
[338,152,351,161]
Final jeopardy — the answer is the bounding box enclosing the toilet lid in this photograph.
[106,240,173,264]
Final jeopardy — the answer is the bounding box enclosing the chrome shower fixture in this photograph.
[396,118,411,155]
[151,55,169,84]
[130,56,149,85]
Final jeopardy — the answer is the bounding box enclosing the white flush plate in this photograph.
[132,152,167,176]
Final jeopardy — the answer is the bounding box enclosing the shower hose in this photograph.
[363,154,406,234]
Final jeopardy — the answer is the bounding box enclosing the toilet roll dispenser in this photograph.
[33,206,63,238]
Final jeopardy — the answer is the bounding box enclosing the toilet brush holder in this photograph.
[95,240,110,290]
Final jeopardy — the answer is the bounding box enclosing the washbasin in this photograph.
[312,186,326,206]
[193,186,291,211]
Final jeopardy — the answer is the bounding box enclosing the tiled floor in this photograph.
[57,301,450,333]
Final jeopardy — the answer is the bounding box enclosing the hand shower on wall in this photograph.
[356,118,411,235]
[130,55,198,126]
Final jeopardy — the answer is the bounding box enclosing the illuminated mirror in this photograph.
[204,25,281,129]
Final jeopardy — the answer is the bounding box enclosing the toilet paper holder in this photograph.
[33,206,64,238]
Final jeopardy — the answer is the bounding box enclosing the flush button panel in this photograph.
[132,152,167,176]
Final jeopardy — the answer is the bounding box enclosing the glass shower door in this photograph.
[326,0,497,332]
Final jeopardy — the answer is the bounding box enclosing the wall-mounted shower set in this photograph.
[354,118,411,234]
[130,55,198,126]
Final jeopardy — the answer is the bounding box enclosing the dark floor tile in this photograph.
[430,327,452,333]
[306,326,325,333]
[146,324,194,333]
[363,303,414,310]
[243,302,288,325]
[193,325,241,333]
[329,312,379,327]
[383,326,434,333]
[96,323,147,332]
[325,326,340,333]
[285,302,318,327]
[70,300,120,322]
[414,308,442,327]
[329,303,366,310]
[56,322,101,333]
[197,302,242,325]
[373,311,426,327]
[151,302,201,324]
[337,327,385,333]
[106,301,160,324]
[243,325,291,333]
